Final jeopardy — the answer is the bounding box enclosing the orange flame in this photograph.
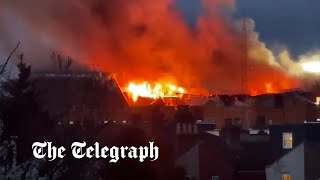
[265,82,274,94]
[126,81,185,102]
[5,0,302,95]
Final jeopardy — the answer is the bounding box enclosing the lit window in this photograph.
[282,132,293,149]
[316,97,320,106]
[281,173,291,180]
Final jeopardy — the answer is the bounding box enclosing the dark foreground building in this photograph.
[32,71,128,124]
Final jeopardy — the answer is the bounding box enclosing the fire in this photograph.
[3,0,303,95]
[265,82,275,94]
[126,81,185,102]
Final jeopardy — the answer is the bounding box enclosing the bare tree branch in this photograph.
[0,41,21,75]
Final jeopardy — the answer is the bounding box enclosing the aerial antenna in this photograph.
[242,12,248,95]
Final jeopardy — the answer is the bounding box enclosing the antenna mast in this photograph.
[242,14,248,95]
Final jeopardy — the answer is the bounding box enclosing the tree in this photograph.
[0,57,53,161]
[0,42,20,75]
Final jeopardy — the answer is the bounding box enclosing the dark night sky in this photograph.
[176,0,320,57]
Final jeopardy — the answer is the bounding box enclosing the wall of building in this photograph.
[198,142,234,180]
[266,143,304,180]
[305,144,320,180]
[176,144,200,180]
[203,104,255,129]
[203,95,316,130]
[269,125,306,159]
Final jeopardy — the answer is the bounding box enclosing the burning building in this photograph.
[2,0,320,131]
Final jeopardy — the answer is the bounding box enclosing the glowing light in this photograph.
[315,97,320,106]
[126,81,186,102]
[301,61,320,73]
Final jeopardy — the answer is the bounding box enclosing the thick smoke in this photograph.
[0,0,313,94]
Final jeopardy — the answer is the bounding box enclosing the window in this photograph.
[188,123,193,134]
[176,123,181,135]
[233,118,242,127]
[315,97,320,106]
[182,123,187,134]
[281,173,291,180]
[282,132,293,149]
[212,176,219,180]
[193,124,198,134]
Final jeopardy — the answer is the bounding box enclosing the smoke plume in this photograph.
[1,0,316,94]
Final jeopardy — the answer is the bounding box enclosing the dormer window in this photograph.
[282,132,293,149]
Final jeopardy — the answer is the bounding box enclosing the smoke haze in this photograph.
[1,0,318,94]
